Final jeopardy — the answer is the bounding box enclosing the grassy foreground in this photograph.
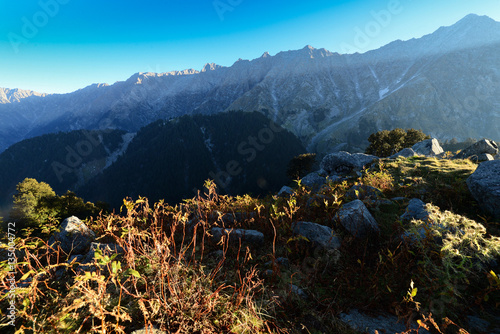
[1,156,499,333]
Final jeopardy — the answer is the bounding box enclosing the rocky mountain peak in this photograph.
[201,63,223,72]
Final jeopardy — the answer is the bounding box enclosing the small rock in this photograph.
[291,221,341,250]
[467,315,490,333]
[211,228,264,245]
[301,171,327,191]
[265,257,290,269]
[278,186,294,197]
[289,284,308,299]
[401,199,431,222]
[340,309,430,334]
[334,200,380,238]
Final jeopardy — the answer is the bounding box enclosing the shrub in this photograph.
[286,153,317,180]
[365,128,430,157]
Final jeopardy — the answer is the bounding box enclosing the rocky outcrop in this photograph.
[48,216,96,255]
[334,200,380,238]
[452,139,499,161]
[411,138,444,157]
[291,221,341,250]
[320,152,378,176]
[467,160,500,218]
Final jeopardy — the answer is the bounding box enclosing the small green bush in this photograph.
[365,128,430,157]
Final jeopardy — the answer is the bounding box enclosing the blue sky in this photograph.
[1,0,499,94]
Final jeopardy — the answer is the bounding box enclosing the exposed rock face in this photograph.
[452,139,499,161]
[411,138,444,157]
[291,221,341,250]
[389,147,419,159]
[334,200,380,238]
[48,216,96,255]
[211,228,264,245]
[320,152,378,176]
[467,160,500,218]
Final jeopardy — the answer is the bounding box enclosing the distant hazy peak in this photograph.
[0,87,46,104]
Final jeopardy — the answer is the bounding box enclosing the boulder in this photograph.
[467,160,500,218]
[320,152,378,176]
[48,216,95,255]
[291,221,341,250]
[301,171,327,191]
[452,139,498,161]
[476,153,495,162]
[211,228,264,245]
[340,309,430,334]
[277,186,294,197]
[334,200,379,238]
[389,147,419,159]
[411,138,444,157]
[400,199,432,222]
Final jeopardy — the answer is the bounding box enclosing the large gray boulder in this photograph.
[291,221,341,250]
[334,200,380,238]
[467,160,500,218]
[48,216,95,255]
[320,151,378,176]
[211,228,264,245]
[452,139,499,161]
[411,138,444,157]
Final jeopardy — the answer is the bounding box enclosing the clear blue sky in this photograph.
[1,0,499,94]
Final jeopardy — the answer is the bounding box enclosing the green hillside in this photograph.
[79,111,306,208]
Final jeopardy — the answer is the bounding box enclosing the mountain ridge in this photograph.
[0,14,499,153]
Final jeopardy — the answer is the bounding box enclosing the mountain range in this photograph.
[0,14,499,154]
